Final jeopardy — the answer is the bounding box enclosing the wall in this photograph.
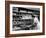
[0,0,46,38]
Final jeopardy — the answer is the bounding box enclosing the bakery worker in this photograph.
[33,15,40,30]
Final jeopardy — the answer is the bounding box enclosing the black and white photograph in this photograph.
[10,4,43,34]
[12,7,40,31]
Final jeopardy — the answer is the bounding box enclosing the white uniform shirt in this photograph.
[34,17,38,24]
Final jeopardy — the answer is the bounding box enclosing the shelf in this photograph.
[13,11,33,15]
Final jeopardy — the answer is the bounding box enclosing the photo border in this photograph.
[10,4,42,34]
[5,1,45,37]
